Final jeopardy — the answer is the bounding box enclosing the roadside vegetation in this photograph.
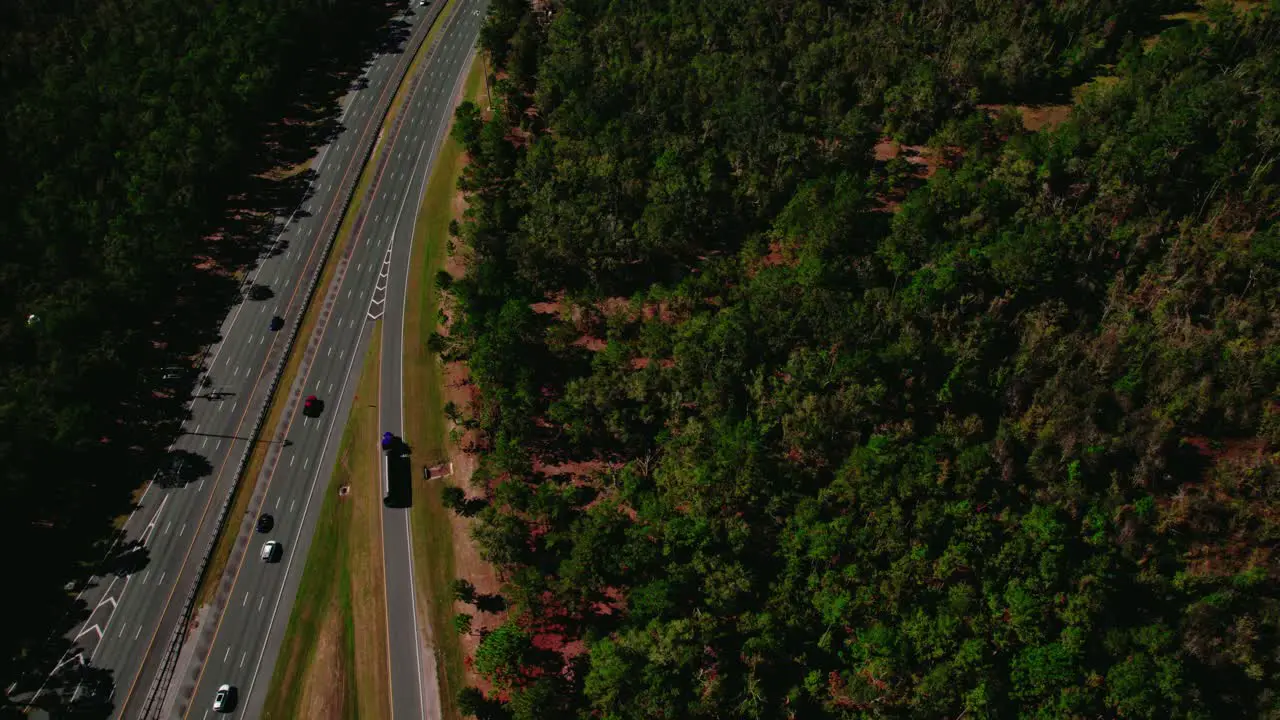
[441,0,1280,718]
[262,325,389,720]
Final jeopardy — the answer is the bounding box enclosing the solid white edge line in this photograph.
[240,298,368,716]
[238,6,446,713]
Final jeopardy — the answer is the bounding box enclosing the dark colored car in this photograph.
[165,455,187,484]
[256,513,273,533]
[269,315,284,331]
[304,395,322,417]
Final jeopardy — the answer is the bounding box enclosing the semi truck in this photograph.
[381,431,410,507]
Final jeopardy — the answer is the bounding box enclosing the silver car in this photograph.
[213,684,235,712]
[261,540,281,562]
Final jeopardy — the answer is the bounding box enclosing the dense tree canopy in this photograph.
[0,0,403,709]
[450,0,1280,717]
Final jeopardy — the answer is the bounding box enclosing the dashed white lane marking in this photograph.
[162,521,172,535]
[260,336,265,345]
[328,383,333,394]
[141,570,151,585]
[242,592,249,608]
[118,623,127,638]
[231,401,238,413]
[276,496,282,509]
[179,523,186,537]
[157,571,166,586]
[202,437,208,449]
[224,647,231,663]
[240,652,248,669]
[303,458,310,471]
[328,346,333,357]
[197,479,204,492]
[233,366,240,377]
[289,499,296,513]
[258,596,265,612]
[216,439,222,451]
[290,456,296,467]
[134,626,142,640]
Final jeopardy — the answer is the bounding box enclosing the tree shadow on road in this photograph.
[7,0,429,706]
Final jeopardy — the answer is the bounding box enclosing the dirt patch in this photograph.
[299,609,349,720]
[872,139,949,178]
[530,299,562,316]
[439,196,506,688]
[531,457,612,480]
[976,104,1073,132]
[870,139,957,213]
[573,335,607,352]
[442,360,506,690]
[1182,435,1270,464]
[451,177,470,217]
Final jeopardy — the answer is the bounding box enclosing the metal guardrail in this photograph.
[134,4,447,717]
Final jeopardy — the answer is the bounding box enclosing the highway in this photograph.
[23,5,446,719]
[178,1,488,717]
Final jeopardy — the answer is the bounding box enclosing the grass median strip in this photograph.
[401,51,488,720]
[191,5,451,614]
[261,324,389,720]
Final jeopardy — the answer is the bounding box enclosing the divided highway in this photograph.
[178,1,488,718]
[23,5,447,719]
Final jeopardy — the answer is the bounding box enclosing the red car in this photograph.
[304,395,319,414]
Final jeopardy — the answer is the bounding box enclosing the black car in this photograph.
[268,315,284,331]
[256,513,273,533]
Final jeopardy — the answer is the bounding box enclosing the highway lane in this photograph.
[178,2,488,718]
[23,7,442,719]
[379,18,486,720]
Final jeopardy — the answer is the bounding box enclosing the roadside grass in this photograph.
[401,51,488,720]
[192,6,449,613]
[261,324,388,720]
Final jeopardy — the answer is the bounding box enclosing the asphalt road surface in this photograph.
[22,6,444,719]
[179,2,488,718]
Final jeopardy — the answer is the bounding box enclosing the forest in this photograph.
[445,0,1280,717]
[0,0,406,710]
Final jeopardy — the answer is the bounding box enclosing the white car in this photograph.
[213,684,235,712]
[261,540,280,562]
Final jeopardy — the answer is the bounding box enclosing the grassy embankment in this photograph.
[401,51,488,720]
[260,324,389,720]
